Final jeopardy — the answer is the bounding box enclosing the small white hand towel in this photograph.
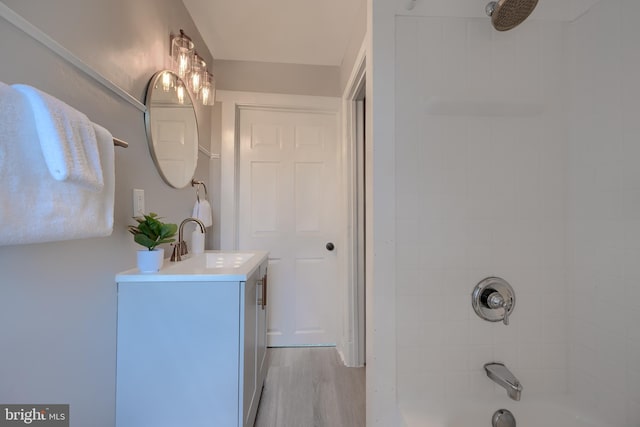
[0,82,115,246]
[192,199,213,228]
[12,84,104,192]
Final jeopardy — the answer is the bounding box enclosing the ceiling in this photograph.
[182,0,601,67]
[400,0,601,21]
[182,0,366,67]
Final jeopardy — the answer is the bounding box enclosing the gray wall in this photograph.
[0,1,214,425]
[213,59,341,97]
[339,0,367,93]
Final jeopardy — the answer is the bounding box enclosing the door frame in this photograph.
[217,91,342,250]
[341,45,367,367]
[217,77,366,365]
[217,90,349,349]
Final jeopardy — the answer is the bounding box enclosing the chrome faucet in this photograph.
[484,362,522,401]
[170,218,206,262]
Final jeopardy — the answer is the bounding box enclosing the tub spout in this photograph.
[484,362,522,401]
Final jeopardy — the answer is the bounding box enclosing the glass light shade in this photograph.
[189,53,206,94]
[160,71,174,92]
[171,30,194,79]
[200,72,216,106]
[176,80,186,105]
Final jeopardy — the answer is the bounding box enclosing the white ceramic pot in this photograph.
[137,248,164,273]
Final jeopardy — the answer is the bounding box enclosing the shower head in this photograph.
[485,0,539,31]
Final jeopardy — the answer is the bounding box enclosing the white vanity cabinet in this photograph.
[115,251,268,427]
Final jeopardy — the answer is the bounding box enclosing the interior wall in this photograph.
[213,59,340,97]
[567,0,640,424]
[208,103,222,250]
[340,0,367,93]
[366,0,402,424]
[0,1,214,425]
[394,15,568,408]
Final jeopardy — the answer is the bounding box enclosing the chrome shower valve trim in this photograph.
[472,277,516,326]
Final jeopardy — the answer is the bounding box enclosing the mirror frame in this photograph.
[144,70,199,188]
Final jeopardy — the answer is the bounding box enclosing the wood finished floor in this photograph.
[254,347,365,427]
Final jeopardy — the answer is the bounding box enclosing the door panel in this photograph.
[250,162,280,234]
[239,108,339,346]
[294,257,331,336]
[295,163,323,232]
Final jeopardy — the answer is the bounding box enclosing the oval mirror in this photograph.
[144,70,199,188]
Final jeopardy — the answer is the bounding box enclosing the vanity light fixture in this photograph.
[200,72,215,106]
[189,52,206,94]
[170,29,216,107]
[176,79,186,105]
[171,30,194,79]
[161,70,174,92]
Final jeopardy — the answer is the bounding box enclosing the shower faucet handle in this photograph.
[487,291,513,325]
[472,277,516,326]
[502,299,512,325]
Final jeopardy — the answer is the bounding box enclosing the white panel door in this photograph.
[238,107,339,347]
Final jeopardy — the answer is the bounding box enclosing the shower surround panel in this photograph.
[395,1,640,424]
[394,16,568,404]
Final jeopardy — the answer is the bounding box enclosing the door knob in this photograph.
[326,242,335,251]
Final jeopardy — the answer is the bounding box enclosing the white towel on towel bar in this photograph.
[12,83,104,192]
[0,82,114,246]
[192,199,213,228]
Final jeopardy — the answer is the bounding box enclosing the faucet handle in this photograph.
[170,243,181,262]
[486,291,512,325]
[502,298,512,325]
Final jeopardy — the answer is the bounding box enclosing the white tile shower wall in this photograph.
[395,16,568,405]
[567,0,640,425]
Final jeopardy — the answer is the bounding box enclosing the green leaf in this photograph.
[159,223,177,239]
[134,233,157,250]
[129,212,177,250]
[156,237,176,246]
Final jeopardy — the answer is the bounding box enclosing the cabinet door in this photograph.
[242,273,258,427]
[241,262,269,427]
[256,264,268,385]
[116,281,241,427]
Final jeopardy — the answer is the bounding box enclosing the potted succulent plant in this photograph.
[128,212,177,272]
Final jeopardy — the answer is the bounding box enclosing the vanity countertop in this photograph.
[116,250,269,282]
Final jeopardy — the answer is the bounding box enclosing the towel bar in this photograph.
[191,179,208,202]
[113,137,128,148]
